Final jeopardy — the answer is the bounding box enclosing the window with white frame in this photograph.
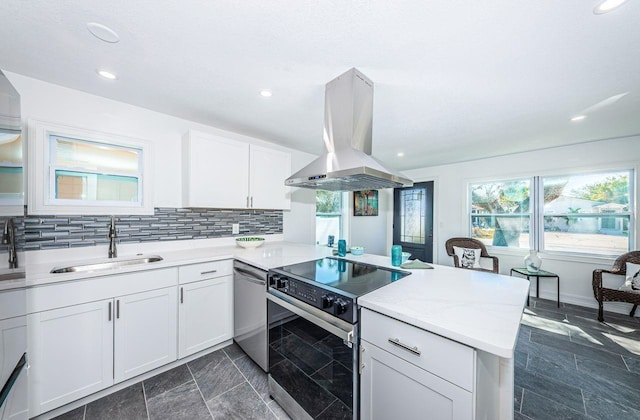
[28,120,153,215]
[316,190,343,246]
[541,171,631,256]
[470,170,633,256]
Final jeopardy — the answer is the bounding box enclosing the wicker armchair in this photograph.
[445,237,499,273]
[593,251,640,322]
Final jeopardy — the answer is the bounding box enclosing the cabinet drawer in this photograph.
[179,260,232,284]
[361,308,475,391]
[0,288,26,319]
[28,268,178,314]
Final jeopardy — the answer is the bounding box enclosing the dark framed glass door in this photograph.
[393,181,434,263]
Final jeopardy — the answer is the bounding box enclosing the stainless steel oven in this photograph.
[268,289,358,419]
[267,258,410,420]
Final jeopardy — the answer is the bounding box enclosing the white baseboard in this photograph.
[533,289,639,318]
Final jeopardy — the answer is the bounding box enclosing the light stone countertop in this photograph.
[19,240,335,288]
[354,253,530,358]
[4,239,528,359]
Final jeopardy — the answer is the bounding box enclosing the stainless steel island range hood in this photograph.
[285,68,413,191]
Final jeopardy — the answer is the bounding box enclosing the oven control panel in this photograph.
[268,273,356,323]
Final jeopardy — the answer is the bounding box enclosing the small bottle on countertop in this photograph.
[338,239,347,257]
[391,245,402,266]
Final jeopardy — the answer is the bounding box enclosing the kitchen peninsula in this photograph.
[18,238,528,420]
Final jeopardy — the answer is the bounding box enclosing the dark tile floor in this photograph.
[515,297,640,419]
[51,298,640,420]
[52,344,291,420]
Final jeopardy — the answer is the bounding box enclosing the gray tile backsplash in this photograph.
[22,207,282,251]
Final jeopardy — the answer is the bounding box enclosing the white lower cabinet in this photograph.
[28,300,113,416]
[114,287,178,382]
[178,261,233,358]
[0,313,28,420]
[360,341,473,420]
[178,276,232,358]
[360,308,485,420]
[28,287,178,417]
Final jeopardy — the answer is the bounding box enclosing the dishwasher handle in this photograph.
[233,261,267,286]
[235,270,266,286]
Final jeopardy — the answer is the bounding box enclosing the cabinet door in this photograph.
[0,316,28,420]
[249,144,291,210]
[178,276,233,358]
[183,131,250,208]
[28,300,113,417]
[114,287,177,382]
[360,341,473,420]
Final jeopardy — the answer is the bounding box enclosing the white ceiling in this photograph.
[1,1,639,171]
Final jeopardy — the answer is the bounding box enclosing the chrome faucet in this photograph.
[2,218,18,269]
[108,217,117,258]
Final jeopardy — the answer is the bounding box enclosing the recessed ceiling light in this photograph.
[571,115,586,122]
[594,0,628,14]
[260,90,272,98]
[97,69,118,80]
[87,22,120,43]
[397,152,405,157]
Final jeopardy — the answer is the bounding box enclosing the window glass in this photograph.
[0,133,23,202]
[400,188,426,244]
[470,179,531,248]
[316,190,342,246]
[542,171,631,255]
[469,170,633,257]
[49,135,142,205]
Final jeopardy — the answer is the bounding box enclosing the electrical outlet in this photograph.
[232,223,240,234]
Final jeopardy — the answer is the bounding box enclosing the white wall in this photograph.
[349,189,393,256]
[404,136,640,311]
[6,71,318,243]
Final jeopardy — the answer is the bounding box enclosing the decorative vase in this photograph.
[524,250,542,272]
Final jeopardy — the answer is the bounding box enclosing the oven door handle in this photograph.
[0,352,27,409]
[267,289,354,344]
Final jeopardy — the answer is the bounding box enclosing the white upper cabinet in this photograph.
[182,130,290,209]
[249,144,291,210]
[182,131,249,209]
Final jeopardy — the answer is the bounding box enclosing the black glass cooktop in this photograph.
[274,257,410,298]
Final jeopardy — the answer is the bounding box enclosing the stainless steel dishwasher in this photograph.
[233,260,268,371]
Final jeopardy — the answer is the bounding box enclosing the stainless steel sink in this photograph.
[0,270,25,281]
[50,255,164,274]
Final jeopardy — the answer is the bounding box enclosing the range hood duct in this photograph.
[285,68,413,191]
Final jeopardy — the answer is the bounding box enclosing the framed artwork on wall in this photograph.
[354,190,378,216]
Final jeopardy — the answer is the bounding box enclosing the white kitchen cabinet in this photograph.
[249,144,291,209]
[0,315,28,420]
[114,287,178,382]
[360,308,497,420]
[178,277,233,358]
[28,267,179,417]
[360,341,473,420]
[182,130,290,209]
[178,260,233,358]
[28,300,113,416]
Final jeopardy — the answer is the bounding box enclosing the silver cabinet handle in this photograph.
[180,287,184,304]
[201,269,217,275]
[388,338,421,356]
[108,301,112,321]
[246,196,250,208]
[250,196,253,208]
[116,300,120,319]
